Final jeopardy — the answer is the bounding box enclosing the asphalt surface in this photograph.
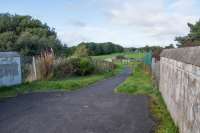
[0,68,155,133]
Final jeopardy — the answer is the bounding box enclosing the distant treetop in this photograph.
[77,42,124,56]
[0,13,63,56]
[175,19,200,47]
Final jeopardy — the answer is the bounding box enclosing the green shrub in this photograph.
[52,57,114,79]
[69,57,95,76]
[79,58,95,75]
[53,59,73,79]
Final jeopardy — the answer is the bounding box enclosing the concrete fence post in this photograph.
[32,56,37,80]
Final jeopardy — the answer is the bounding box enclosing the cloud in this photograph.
[70,20,87,27]
[58,31,89,46]
[57,25,122,46]
[59,0,200,47]
[104,0,199,42]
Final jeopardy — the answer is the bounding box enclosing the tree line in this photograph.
[77,42,124,55]
[0,13,124,56]
[0,13,200,57]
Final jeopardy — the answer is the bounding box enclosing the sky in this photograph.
[0,0,200,47]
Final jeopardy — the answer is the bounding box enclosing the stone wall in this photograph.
[0,52,22,86]
[160,47,200,133]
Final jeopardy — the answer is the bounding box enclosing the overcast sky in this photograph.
[0,0,200,47]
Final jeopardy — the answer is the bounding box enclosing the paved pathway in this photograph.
[0,68,155,133]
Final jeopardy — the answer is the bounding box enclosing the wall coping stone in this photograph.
[160,46,200,67]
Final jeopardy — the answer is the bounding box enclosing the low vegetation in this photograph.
[116,63,179,133]
[0,44,123,99]
[27,45,116,81]
[92,52,145,60]
[0,63,123,99]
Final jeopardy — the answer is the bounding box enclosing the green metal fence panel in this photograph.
[144,51,152,65]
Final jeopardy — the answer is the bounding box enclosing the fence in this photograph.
[21,55,116,82]
[144,51,152,65]
[21,56,34,82]
[151,58,160,87]
[92,59,116,72]
[21,51,54,82]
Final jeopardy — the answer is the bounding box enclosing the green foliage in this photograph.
[0,13,63,56]
[175,20,200,47]
[53,59,73,79]
[69,57,95,76]
[137,45,163,53]
[77,42,124,55]
[78,58,95,75]
[116,63,178,133]
[124,47,137,52]
[49,57,96,79]
[92,52,145,60]
[63,45,76,57]
[48,56,115,79]
[165,44,174,49]
[73,45,89,57]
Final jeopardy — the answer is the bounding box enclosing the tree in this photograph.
[76,42,124,56]
[0,13,63,56]
[165,44,174,49]
[73,45,89,57]
[175,20,200,47]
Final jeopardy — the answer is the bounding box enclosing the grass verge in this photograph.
[116,63,179,133]
[92,52,145,60]
[0,64,124,100]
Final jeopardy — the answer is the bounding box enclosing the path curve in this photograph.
[0,68,155,133]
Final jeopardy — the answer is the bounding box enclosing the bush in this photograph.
[53,59,73,79]
[69,57,95,76]
[51,57,114,79]
[51,57,95,79]
[79,58,95,75]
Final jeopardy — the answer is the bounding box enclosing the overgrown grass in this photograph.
[116,63,179,133]
[92,52,145,60]
[0,64,124,100]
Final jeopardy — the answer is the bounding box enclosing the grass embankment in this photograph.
[92,52,145,60]
[0,64,124,99]
[116,63,179,133]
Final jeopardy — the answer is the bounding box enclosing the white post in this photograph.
[32,56,37,80]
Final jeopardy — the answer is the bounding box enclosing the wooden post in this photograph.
[32,56,37,80]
